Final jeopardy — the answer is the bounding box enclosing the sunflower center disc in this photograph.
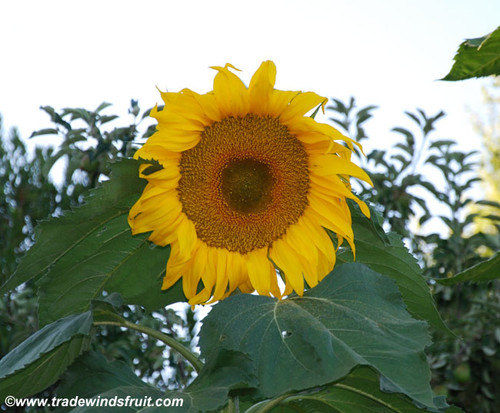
[178,114,309,254]
[221,158,274,214]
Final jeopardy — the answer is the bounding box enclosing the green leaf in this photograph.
[392,127,415,147]
[436,252,500,285]
[55,351,161,410]
[95,102,113,113]
[65,386,187,413]
[476,199,500,209]
[0,312,92,402]
[0,159,185,326]
[29,128,58,138]
[442,26,500,80]
[200,263,435,409]
[265,367,458,413]
[57,352,225,413]
[186,348,258,412]
[338,206,449,333]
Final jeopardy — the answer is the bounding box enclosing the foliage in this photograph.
[328,97,500,412]
[442,26,500,81]
[0,103,197,411]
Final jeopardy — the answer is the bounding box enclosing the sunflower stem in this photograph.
[94,320,203,373]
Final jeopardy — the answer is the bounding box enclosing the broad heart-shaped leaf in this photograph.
[436,251,500,285]
[442,26,500,80]
[199,263,435,409]
[0,159,185,326]
[252,367,460,413]
[0,312,92,402]
[338,206,449,333]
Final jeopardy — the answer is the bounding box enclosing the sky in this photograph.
[1,1,498,144]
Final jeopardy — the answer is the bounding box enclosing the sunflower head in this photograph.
[128,61,372,305]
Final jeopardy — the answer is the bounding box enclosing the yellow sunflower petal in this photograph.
[280,92,327,123]
[185,90,222,122]
[246,249,275,296]
[311,154,373,185]
[211,63,249,117]
[284,222,319,288]
[159,88,211,126]
[134,144,180,164]
[208,248,230,303]
[248,60,276,115]
[269,238,304,296]
[146,128,201,152]
[175,215,197,263]
[227,252,248,295]
[268,89,301,117]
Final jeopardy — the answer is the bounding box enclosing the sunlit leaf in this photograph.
[442,26,500,80]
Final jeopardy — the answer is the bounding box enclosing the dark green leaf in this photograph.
[392,127,415,147]
[268,367,457,413]
[442,26,500,80]
[476,199,500,209]
[200,263,435,408]
[66,386,187,413]
[404,111,422,126]
[186,348,258,412]
[99,115,119,124]
[437,252,500,285]
[29,128,58,138]
[0,312,93,401]
[95,102,112,113]
[57,352,222,413]
[56,351,157,406]
[429,140,456,150]
[0,160,185,325]
[338,207,449,333]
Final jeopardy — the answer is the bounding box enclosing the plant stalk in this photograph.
[94,319,203,372]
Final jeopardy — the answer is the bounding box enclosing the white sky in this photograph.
[0,0,498,163]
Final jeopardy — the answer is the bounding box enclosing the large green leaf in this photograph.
[442,26,500,80]
[338,207,449,333]
[55,351,235,413]
[0,312,92,402]
[252,367,459,413]
[0,159,185,326]
[436,252,500,285]
[56,351,148,404]
[56,352,187,413]
[199,263,435,409]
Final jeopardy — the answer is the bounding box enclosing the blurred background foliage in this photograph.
[0,82,499,411]
[329,85,500,413]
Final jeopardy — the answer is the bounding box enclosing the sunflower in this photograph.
[128,61,372,305]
